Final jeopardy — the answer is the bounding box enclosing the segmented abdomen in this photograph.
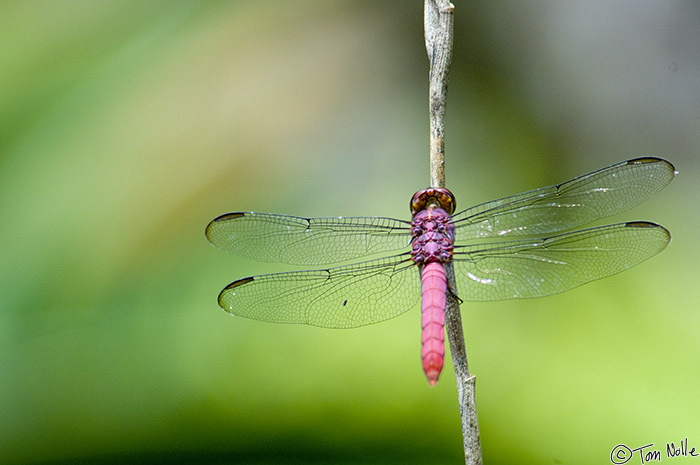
[420,262,447,386]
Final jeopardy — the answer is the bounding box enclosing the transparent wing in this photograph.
[217,254,420,328]
[206,212,412,266]
[452,222,670,301]
[452,157,675,240]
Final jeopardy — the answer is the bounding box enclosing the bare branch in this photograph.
[424,0,454,188]
[445,263,482,465]
[424,2,483,464]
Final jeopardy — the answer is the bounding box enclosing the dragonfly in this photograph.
[206,157,675,385]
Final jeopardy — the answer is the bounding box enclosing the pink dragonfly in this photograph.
[206,158,675,385]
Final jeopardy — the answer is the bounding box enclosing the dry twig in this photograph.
[424,2,483,463]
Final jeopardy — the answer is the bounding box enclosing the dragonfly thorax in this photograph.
[410,208,455,264]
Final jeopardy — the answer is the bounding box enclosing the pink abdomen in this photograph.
[420,262,447,386]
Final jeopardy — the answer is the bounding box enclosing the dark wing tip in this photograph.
[627,157,676,174]
[205,212,247,239]
[223,276,255,290]
[624,221,671,240]
[211,212,247,222]
[625,220,660,228]
[217,276,255,312]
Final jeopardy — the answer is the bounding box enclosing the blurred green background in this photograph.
[2,1,699,464]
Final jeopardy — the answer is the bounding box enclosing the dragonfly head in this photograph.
[410,187,456,216]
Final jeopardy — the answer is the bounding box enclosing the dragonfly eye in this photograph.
[410,187,456,215]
